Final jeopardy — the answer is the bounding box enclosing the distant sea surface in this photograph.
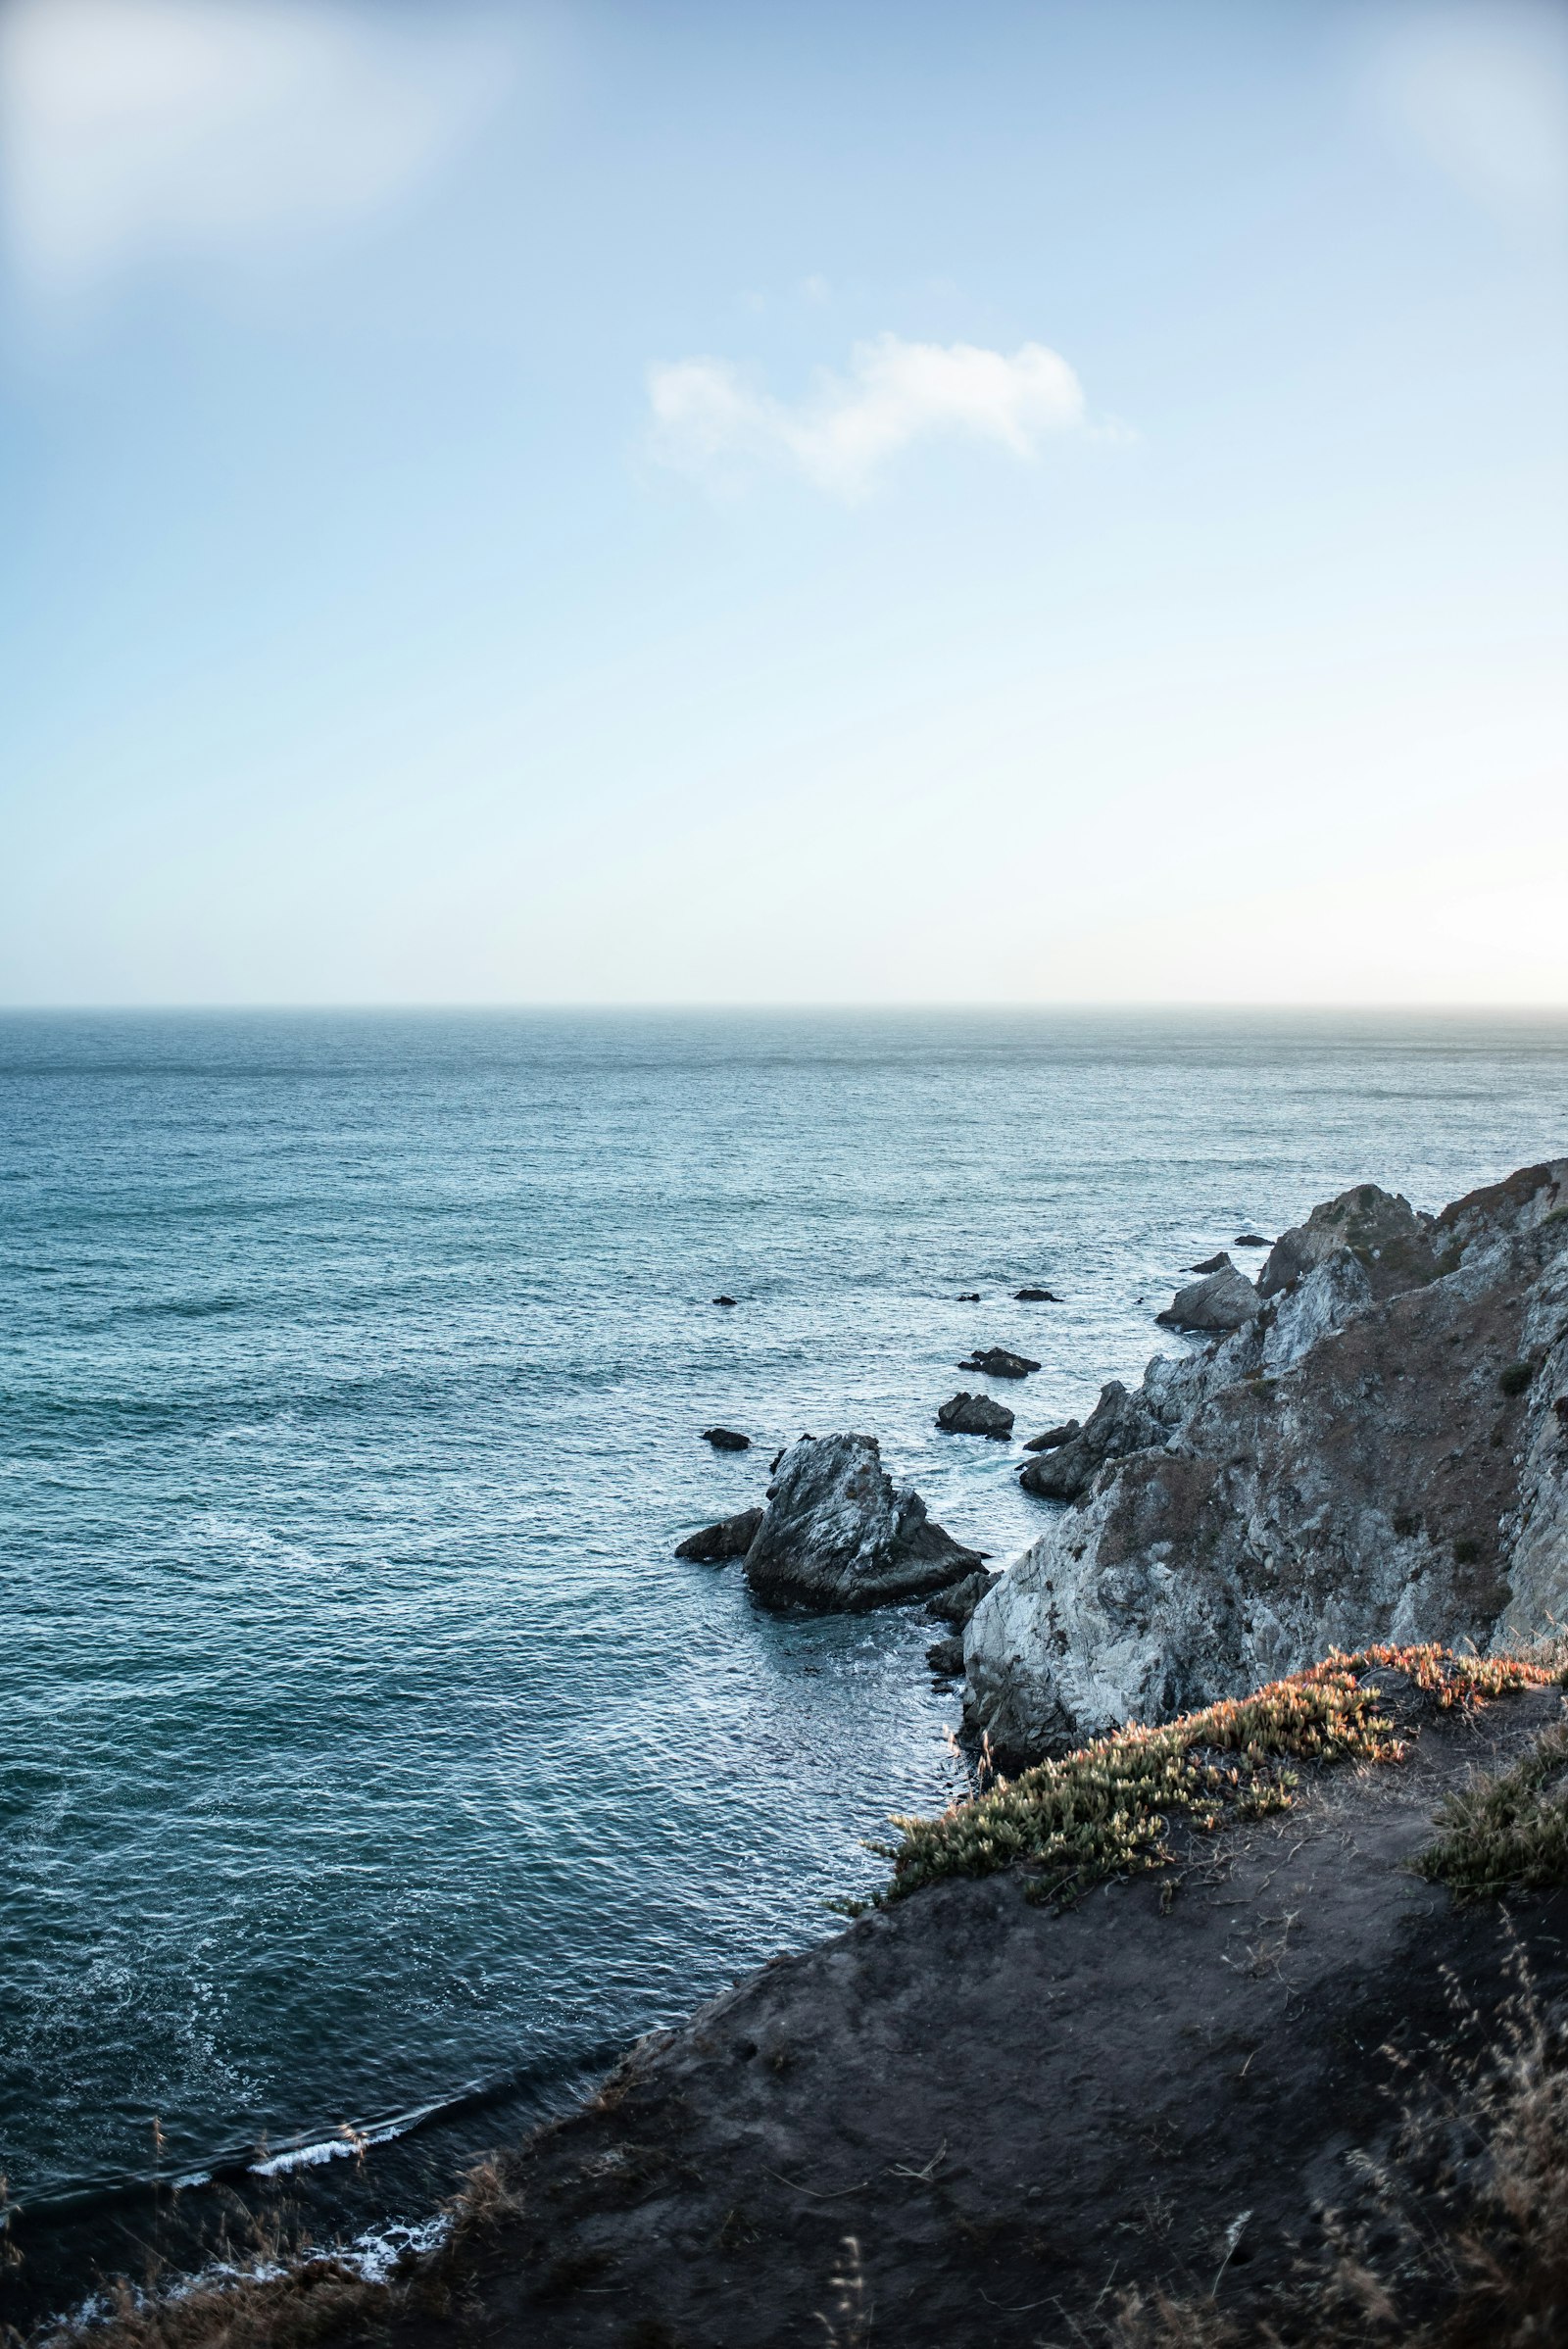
[5,1009,1568,2309]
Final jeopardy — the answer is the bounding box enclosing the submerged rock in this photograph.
[937,1392,1014,1440]
[743,1434,984,1612]
[702,1427,751,1451]
[958,1346,1041,1380]
[1022,1418,1081,1453]
[675,1506,764,1563]
[1156,1263,1261,1333]
[1014,1287,1060,1302]
[966,1160,1568,1767]
[712,1295,738,1307]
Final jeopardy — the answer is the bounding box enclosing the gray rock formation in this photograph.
[1022,1418,1081,1453]
[924,1568,994,1629]
[744,1434,984,1612]
[937,1392,1014,1439]
[1156,1263,1262,1332]
[702,1427,751,1451]
[1017,1381,1165,1499]
[966,1162,1568,1766]
[1256,1181,1438,1301]
[1187,1251,1233,1275]
[675,1506,764,1562]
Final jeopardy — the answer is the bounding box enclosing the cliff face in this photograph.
[965,1162,1568,1765]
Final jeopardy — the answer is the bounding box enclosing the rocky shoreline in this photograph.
[26,1158,1568,2348]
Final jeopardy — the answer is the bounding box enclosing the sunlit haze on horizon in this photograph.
[2,0,1565,1005]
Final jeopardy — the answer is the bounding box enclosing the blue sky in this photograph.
[2,0,1565,1003]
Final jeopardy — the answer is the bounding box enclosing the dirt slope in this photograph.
[395,1677,1567,2349]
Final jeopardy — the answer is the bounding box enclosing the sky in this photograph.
[1,0,1565,1006]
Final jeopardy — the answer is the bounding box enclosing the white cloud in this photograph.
[1368,1,1568,221]
[0,0,508,295]
[647,333,1089,497]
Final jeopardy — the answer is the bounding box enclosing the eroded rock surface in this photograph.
[1156,1262,1262,1332]
[744,1433,983,1612]
[937,1391,1014,1439]
[675,1507,764,1563]
[968,1163,1568,1765]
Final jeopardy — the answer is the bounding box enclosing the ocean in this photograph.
[5,1006,1567,2317]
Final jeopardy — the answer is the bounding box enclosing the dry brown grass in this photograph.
[36,2261,388,2349]
[1086,1945,1568,2348]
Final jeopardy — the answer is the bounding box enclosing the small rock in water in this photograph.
[1234,1234,1270,1248]
[926,1634,965,1678]
[712,1295,738,1306]
[957,1291,981,1302]
[702,1427,751,1451]
[1187,1251,1233,1275]
[937,1392,1014,1440]
[675,1506,764,1563]
[1022,1419,1081,1453]
[1013,1287,1059,1302]
[958,1346,1041,1380]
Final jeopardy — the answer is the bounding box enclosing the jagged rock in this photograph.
[1156,1264,1262,1333]
[702,1427,751,1451]
[675,1507,764,1563]
[1017,1380,1166,1499]
[958,1346,1041,1380]
[743,1434,984,1612]
[1014,1287,1059,1302]
[937,1392,1014,1439]
[926,1635,965,1677]
[1187,1251,1232,1275]
[965,1160,1568,1767]
[1022,1419,1081,1453]
[1257,1183,1438,1302]
[923,1569,993,1629]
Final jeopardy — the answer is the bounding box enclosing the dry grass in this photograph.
[35,2261,388,2349]
[1417,1719,1568,1901]
[881,1646,1550,1910]
[1084,1945,1568,2348]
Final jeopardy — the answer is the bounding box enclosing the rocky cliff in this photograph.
[965,1161,1568,1765]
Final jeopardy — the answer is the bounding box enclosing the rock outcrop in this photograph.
[1017,1381,1164,1499]
[702,1426,751,1451]
[1022,1418,1081,1453]
[744,1434,984,1612]
[966,1163,1568,1765]
[937,1392,1014,1439]
[1156,1262,1262,1332]
[675,1506,764,1562]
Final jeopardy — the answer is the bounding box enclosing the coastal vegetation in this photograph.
[881,1644,1558,1909]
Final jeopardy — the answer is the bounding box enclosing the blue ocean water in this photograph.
[4,1008,1567,2297]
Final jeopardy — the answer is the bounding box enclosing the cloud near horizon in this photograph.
[0,0,508,297]
[647,333,1089,496]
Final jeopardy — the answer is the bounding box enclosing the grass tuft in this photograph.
[880,1646,1551,1912]
[1417,1720,1568,1900]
